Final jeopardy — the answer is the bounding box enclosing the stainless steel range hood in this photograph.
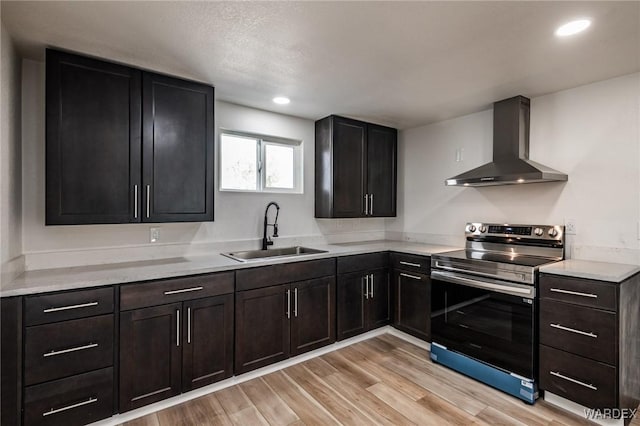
[445,96,568,187]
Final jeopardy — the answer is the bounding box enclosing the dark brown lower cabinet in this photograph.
[539,272,640,425]
[119,303,182,411]
[337,268,390,340]
[393,269,431,341]
[119,294,233,412]
[235,277,335,374]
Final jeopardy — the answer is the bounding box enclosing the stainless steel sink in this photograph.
[221,246,328,262]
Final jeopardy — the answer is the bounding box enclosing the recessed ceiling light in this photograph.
[555,19,591,37]
[273,96,290,105]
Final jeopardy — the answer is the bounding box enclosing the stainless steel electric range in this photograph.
[430,222,565,404]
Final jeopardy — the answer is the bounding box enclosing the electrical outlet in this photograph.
[565,219,577,235]
[150,227,160,243]
[455,147,464,162]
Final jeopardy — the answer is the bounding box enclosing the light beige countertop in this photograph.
[539,259,640,283]
[1,241,458,297]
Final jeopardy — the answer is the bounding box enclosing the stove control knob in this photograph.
[468,225,476,233]
[534,228,544,236]
[479,225,487,233]
[548,228,559,237]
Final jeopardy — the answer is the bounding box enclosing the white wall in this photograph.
[19,60,384,271]
[388,72,640,263]
[0,22,23,285]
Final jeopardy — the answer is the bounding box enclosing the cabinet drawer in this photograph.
[120,271,234,310]
[390,252,430,274]
[25,287,114,326]
[540,274,617,311]
[25,314,114,386]
[236,258,335,291]
[24,367,113,426]
[540,300,616,365]
[337,252,388,274]
[540,345,616,409]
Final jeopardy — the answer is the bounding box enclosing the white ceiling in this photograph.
[2,1,639,129]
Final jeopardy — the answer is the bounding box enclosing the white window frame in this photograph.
[219,130,303,194]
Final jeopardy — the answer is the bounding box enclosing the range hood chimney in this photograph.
[445,96,568,187]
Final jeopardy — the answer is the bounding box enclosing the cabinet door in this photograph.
[332,117,366,217]
[367,124,397,217]
[119,303,182,412]
[368,268,392,330]
[46,49,141,225]
[182,295,233,392]
[235,285,290,374]
[142,73,214,222]
[290,277,336,356]
[337,272,367,340]
[394,270,430,341]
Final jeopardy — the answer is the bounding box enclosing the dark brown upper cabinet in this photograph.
[46,49,214,225]
[315,115,397,218]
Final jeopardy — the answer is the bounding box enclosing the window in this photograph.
[220,131,303,193]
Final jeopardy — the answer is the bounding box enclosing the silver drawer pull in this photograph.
[164,286,204,295]
[400,273,422,280]
[399,261,421,268]
[550,288,598,298]
[43,397,98,417]
[43,343,98,357]
[43,302,98,313]
[550,323,597,338]
[550,371,597,390]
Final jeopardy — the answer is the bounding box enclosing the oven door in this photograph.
[430,270,536,380]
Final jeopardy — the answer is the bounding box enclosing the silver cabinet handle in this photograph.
[369,194,374,215]
[43,302,98,313]
[399,261,421,268]
[43,343,98,358]
[286,289,291,319]
[364,193,369,216]
[164,286,203,295]
[550,288,597,298]
[370,274,374,298]
[187,307,192,344]
[364,275,369,299]
[294,288,298,318]
[550,323,597,338]
[134,184,138,219]
[400,272,422,280]
[43,397,98,417]
[146,184,151,218]
[550,371,597,390]
[176,309,180,347]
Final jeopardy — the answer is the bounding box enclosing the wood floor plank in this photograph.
[322,371,417,426]
[340,345,428,401]
[379,353,488,416]
[303,356,339,378]
[416,391,490,426]
[366,382,453,426]
[283,363,381,425]
[377,334,430,360]
[261,370,341,425]
[122,414,160,426]
[321,350,379,388]
[476,406,528,426]
[214,385,269,426]
[239,377,299,426]
[155,394,233,426]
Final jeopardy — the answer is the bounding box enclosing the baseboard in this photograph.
[90,326,417,426]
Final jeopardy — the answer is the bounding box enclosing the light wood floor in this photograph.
[122,334,639,426]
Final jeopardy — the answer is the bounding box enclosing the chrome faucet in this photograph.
[262,202,280,250]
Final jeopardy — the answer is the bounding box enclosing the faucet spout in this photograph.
[262,202,280,250]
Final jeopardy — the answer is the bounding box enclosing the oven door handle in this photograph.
[431,270,535,299]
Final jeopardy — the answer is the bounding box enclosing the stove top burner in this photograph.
[436,249,557,268]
